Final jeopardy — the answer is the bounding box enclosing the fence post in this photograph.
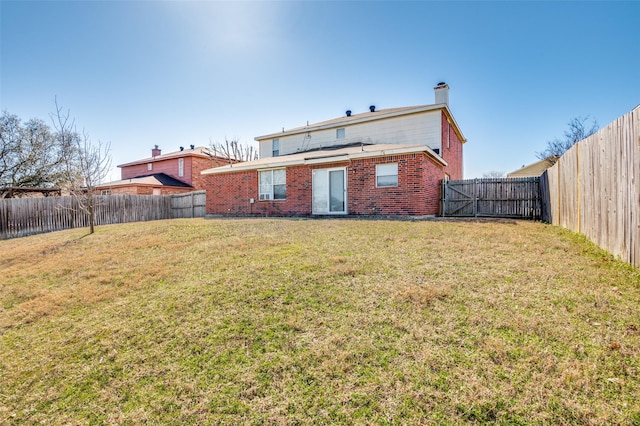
[576,142,581,234]
[441,180,446,217]
[473,178,478,217]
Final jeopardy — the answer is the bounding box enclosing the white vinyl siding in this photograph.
[376,163,398,187]
[259,168,286,200]
[258,110,442,158]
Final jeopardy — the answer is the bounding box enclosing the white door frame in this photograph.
[312,167,347,215]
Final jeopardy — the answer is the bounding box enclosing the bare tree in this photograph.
[209,137,258,164]
[0,112,21,186]
[52,101,112,234]
[537,116,599,161]
[0,111,71,189]
[482,171,504,178]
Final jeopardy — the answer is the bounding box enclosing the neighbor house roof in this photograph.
[96,173,193,189]
[117,146,228,168]
[255,104,467,143]
[202,144,446,175]
[507,156,558,178]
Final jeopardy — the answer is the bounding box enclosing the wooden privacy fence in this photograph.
[0,191,206,240]
[442,177,541,219]
[540,106,639,269]
[171,191,206,218]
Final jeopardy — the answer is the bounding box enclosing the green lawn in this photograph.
[1,218,639,425]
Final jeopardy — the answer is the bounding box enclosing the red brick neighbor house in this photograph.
[202,83,467,216]
[96,146,233,195]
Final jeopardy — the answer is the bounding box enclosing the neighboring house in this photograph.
[94,173,194,196]
[202,82,467,216]
[96,146,234,195]
[507,156,558,178]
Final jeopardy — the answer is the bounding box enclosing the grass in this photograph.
[0,218,639,425]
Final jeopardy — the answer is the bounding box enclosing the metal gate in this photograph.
[441,177,540,219]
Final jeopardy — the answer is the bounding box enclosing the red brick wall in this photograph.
[347,154,443,216]
[205,153,445,216]
[440,111,464,180]
[206,167,312,216]
[191,157,230,190]
[121,159,178,181]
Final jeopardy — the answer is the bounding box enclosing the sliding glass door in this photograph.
[312,167,347,214]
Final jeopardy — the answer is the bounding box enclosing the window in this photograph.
[376,163,398,187]
[147,163,153,171]
[336,128,345,139]
[259,168,286,200]
[101,190,111,196]
[178,158,184,177]
[272,139,280,157]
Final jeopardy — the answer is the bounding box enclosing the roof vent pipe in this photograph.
[190,144,195,149]
[369,105,376,112]
[346,110,352,117]
[180,146,184,151]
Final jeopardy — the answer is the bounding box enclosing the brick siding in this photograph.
[205,153,446,216]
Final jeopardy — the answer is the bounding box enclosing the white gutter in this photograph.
[303,155,350,165]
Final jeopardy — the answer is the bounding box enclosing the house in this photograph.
[96,145,234,195]
[202,82,467,216]
[507,156,558,178]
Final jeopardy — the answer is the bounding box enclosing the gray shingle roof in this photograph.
[97,173,192,188]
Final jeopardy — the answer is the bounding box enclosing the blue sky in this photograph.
[2,1,639,180]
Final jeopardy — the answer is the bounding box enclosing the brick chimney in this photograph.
[151,145,161,157]
[434,82,449,105]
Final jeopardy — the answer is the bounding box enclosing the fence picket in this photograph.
[0,191,206,240]
[442,177,540,219]
[540,106,639,269]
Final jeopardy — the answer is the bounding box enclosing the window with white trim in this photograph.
[336,128,345,139]
[147,163,153,171]
[259,168,286,200]
[376,163,398,187]
[101,190,111,196]
[178,158,184,177]
[272,139,280,157]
